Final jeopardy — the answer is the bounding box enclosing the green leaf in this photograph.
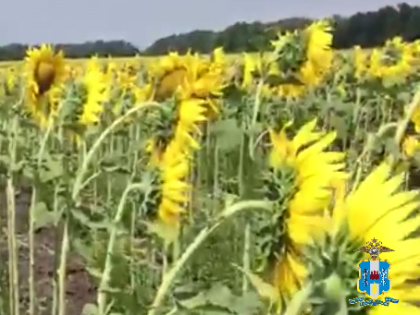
[205,283,236,309]
[175,282,263,315]
[33,201,61,229]
[233,265,279,303]
[230,291,262,315]
[211,119,243,151]
[147,220,180,246]
[284,284,312,315]
[178,291,208,309]
[39,154,64,183]
[329,115,348,140]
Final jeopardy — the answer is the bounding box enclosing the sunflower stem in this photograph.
[57,218,69,315]
[283,283,313,315]
[72,102,159,201]
[6,114,20,315]
[242,224,251,294]
[238,132,250,293]
[147,200,272,315]
[249,78,265,160]
[97,182,147,315]
[29,107,57,315]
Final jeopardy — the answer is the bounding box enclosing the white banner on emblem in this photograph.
[369,260,380,299]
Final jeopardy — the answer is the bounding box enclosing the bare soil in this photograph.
[0,187,97,315]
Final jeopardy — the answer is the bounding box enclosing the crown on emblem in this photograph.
[354,238,394,260]
[366,238,382,250]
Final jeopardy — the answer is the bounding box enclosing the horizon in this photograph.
[0,0,418,49]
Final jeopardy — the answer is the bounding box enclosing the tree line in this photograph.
[0,3,419,61]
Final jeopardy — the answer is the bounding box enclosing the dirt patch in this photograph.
[0,188,97,315]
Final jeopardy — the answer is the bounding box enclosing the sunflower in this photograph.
[274,84,306,99]
[116,63,138,92]
[134,83,154,104]
[147,97,206,166]
[267,119,347,306]
[318,162,420,315]
[149,50,225,116]
[299,20,333,86]
[24,44,65,127]
[353,45,368,81]
[157,138,191,225]
[402,135,420,158]
[146,51,225,168]
[78,58,109,126]
[148,98,208,226]
[368,37,416,80]
[5,66,18,94]
[148,52,188,101]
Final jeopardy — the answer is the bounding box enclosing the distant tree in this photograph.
[144,3,420,54]
[0,3,419,60]
[0,40,140,61]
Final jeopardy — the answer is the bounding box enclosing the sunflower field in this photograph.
[0,20,420,315]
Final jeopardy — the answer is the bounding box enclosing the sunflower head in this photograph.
[149,52,188,101]
[263,119,347,306]
[299,20,333,86]
[61,57,108,133]
[79,58,109,126]
[24,44,65,97]
[23,44,66,128]
[268,121,296,167]
[157,141,191,225]
[145,101,179,165]
[305,162,420,315]
[402,135,420,158]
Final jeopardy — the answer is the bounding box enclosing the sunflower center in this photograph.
[35,61,56,95]
[155,68,187,101]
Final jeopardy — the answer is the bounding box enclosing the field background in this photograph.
[0,7,419,314]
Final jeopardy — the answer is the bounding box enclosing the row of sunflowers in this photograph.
[0,20,420,315]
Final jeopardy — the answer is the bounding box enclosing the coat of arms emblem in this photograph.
[355,238,394,299]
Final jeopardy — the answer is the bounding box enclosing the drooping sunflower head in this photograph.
[62,58,108,133]
[299,20,333,86]
[259,119,347,306]
[353,45,368,81]
[305,162,420,315]
[24,44,65,100]
[145,100,180,166]
[157,140,191,226]
[148,52,188,101]
[23,44,66,128]
[209,47,227,74]
[183,53,225,98]
[5,66,18,95]
[79,57,109,127]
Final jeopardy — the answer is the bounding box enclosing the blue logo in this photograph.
[358,259,390,299]
[349,238,399,307]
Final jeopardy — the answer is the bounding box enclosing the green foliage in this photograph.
[144,3,420,55]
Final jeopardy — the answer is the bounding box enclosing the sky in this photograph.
[0,0,418,48]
